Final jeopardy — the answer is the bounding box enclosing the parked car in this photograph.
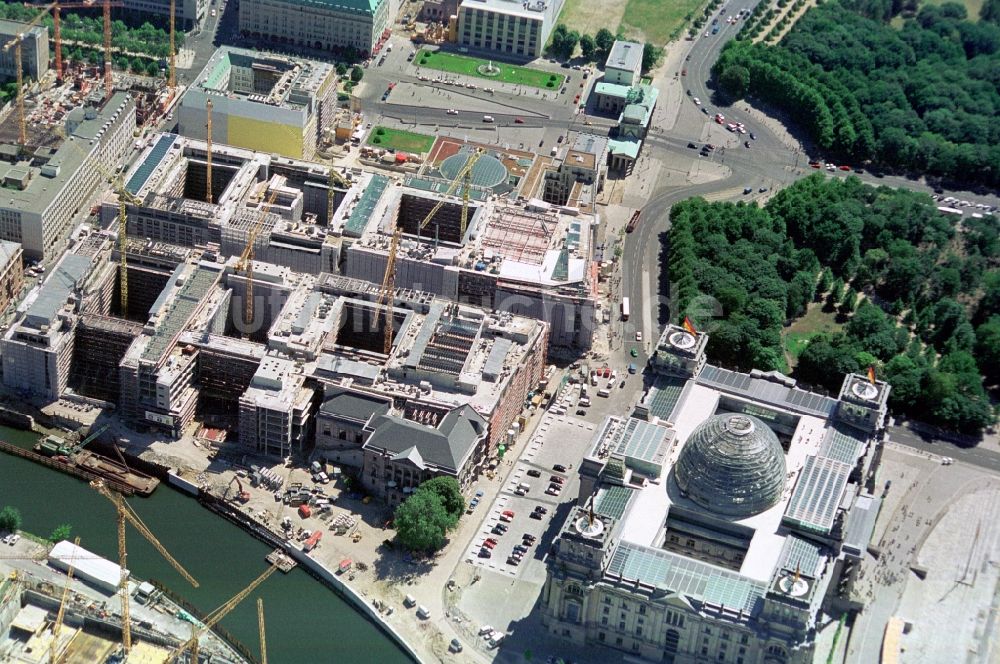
[478,548,492,558]
[526,469,542,477]
[545,487,560,496]
[483,538,498,548]
[550,475,565,484]
[553,464,567,472]
[507,556,520,566]
[530,511,543,520]
[449,638,463,653]
[534,506,549,515]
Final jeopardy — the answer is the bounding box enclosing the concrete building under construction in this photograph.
[109,133,349,276]
[343,157,600,348]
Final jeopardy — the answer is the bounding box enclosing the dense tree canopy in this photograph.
[393,489,456,553]
[714,1,1000,187]
[0,505,21,533]
[668,175,998,434]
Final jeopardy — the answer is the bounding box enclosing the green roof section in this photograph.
[596,484,634,520]
[608,138,641,159]
[344,174,388,238]
[594,81,633,98]
[551,247,569,282]
[621,84,659,127]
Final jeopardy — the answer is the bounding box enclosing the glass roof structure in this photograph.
[784,455,851,534]
[608,542,767,615]
[126,133,176,195]
[698,365,839,418]
[440,152,509,189]
[674,414,787,518]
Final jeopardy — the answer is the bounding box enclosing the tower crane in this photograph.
[169,0,176,90]
[205,99,213,204]
[236,188,279,335]
[31,1,121,87]
[257,597,268,664]
[167,563,277,663]
[49,536,82,664]
[90,479,199,657]
[52,122,138,315]
[327,165,348,224]
[2,3,56,148]
[374,148,484,354]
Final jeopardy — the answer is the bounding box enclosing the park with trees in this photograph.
[713,0,1000,188]
[668,174,997,435]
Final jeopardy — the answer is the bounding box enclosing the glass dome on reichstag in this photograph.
[673,413,787,518]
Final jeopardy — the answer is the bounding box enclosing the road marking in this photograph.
[701,186,748,202]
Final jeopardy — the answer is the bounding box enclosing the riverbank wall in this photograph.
[195,490,423,664]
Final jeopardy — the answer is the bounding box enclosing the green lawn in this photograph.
[782,304,843,366]
[416,49,565,89]
[620,0,705,43]
[366,127,435,154]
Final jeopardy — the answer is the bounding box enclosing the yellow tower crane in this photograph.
[327,166,348,224]
[236,188,280,334]
[205,99,213,204]
[1,4,55,148]
[257,597,267,664]
[90,479,199,657]
[49,536,82,664]
[374,148,484,354]
[169,0,176,90]
[52,122,138,315]
[167,563,278,663]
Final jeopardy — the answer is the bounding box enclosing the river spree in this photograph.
[0,426,412,663]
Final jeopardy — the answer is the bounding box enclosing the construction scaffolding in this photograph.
[71,313,144,401]
[480,205,556,265]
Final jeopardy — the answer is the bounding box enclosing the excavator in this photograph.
[228,476,251,504]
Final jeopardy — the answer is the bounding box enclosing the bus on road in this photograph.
[621,297,630,321]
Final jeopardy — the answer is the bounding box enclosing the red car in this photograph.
[514,117,524,124]
[483,538,498,549]
[502,510,515,518]
[838,165,851,171]
[809,162,821,169]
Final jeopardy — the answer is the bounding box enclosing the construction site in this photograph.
[343,138,602,348]
[0,530,276,664]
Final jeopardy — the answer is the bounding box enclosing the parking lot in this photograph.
[464,411,597,583]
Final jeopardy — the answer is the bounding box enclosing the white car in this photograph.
[7,534,19,546]
[693,97,701,105]
[636,331,643,342]
[826,163,837,171]
[479,625,494,636]
[446,109,458,115]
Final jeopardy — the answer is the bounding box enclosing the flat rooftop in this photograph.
[192,46,336,110]
[606,40,643,73]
